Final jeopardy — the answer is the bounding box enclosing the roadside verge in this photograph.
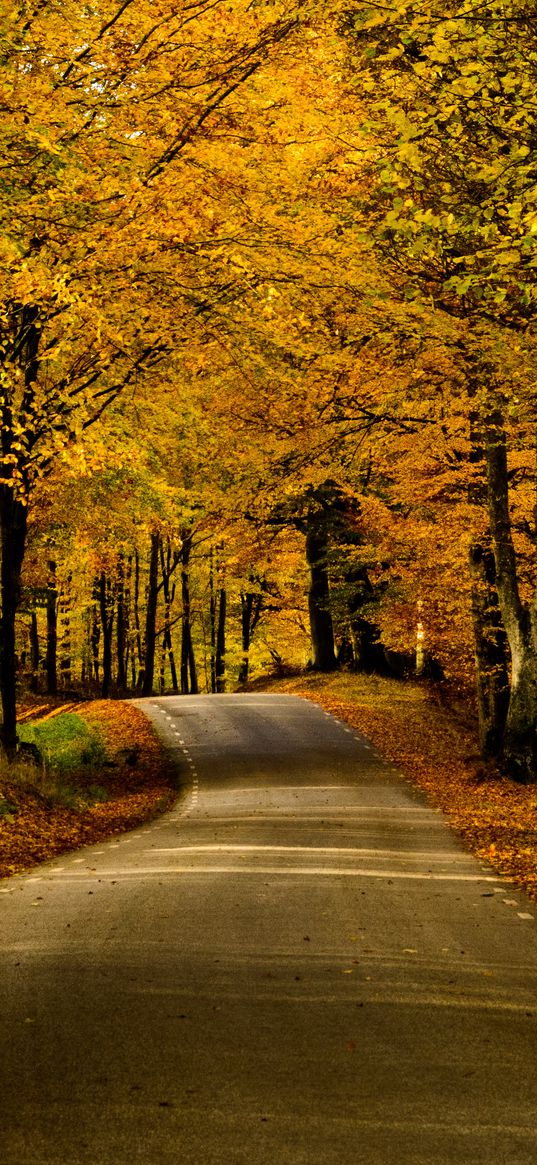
[0,700,177,878]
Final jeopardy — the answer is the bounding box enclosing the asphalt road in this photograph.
[2,692,537,1164]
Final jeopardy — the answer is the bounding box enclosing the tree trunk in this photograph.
[180,534,198,695]
[133,548,144,687]
[215,587,227,693]
[99,571,114,699]
[29,610,40,694]
[238,590,264,685]
[466,401,511,761]
[0,488,28,755]
[159,538,180,695]
[116,554,129,693]
[59,572,72,688]
[485,410,537,781]
[305,526,337,671]
[46,559,58,697]
[141,532,160,697]
[0,305,40,754]
[209,549,217,693]
[468,541,510,759]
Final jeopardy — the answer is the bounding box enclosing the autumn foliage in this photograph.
[2,3,537,795]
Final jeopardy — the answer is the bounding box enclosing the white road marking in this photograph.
[49,866,501,882]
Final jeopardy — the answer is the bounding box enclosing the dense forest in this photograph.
[3,1,537,778]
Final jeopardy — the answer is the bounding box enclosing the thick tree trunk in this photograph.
[305,526,337,671]
[466,402,510,761]
[141,532,160,697]
[485,411,537,781]
[468,541,510,759]
[0,488,28,755]
[0,305,39,753]
[46,559,58,697]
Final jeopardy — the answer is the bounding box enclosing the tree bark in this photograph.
[0,489,28,755]
[116,554,129,693]
[209,549,217,693]
[180,534,198,695]
[99,571,115,699]
[29,610,40,694]
[468,541,510,759]
[141,532,160,697]
[215,587,227,693]
[485,410,537,781]
[238,589,264,685]
[305,525,337,671]
[46,559,58,697]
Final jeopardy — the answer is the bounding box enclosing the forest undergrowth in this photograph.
[257,672,537,905]
[0,701,177,878]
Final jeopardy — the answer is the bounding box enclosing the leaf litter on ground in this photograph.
[0,701,177,878]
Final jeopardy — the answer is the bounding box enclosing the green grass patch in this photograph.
[16,713,110,808]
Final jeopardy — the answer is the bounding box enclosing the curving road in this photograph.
[1,693,537,1164]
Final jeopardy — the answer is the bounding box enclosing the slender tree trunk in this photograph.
[59,571,72,688]
[485,409,537,781]
[209,549,217,693]
[238,591,264,685]
[180,534,198,694]
[91,588,100,686]
[46,559,58,697]
[99,571,114,699]
[133,548,143,687]
[141,532,160,697]
[0,489,28,754]
[160,538,179,695]
[305,525,337,671]
[29,611,40,694]
[215,587,227,693]
[116,554,128,693]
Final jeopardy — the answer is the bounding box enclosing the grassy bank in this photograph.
[256,671,537,904]
[0,701,178,879]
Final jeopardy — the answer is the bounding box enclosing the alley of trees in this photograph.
[2,1,537,779]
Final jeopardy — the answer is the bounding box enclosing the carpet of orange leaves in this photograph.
[264,673,537,904]
[0,701,177,879]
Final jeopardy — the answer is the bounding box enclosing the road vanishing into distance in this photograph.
[2,693,537,1164]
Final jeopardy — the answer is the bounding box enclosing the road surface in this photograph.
[1,693,537,1164]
